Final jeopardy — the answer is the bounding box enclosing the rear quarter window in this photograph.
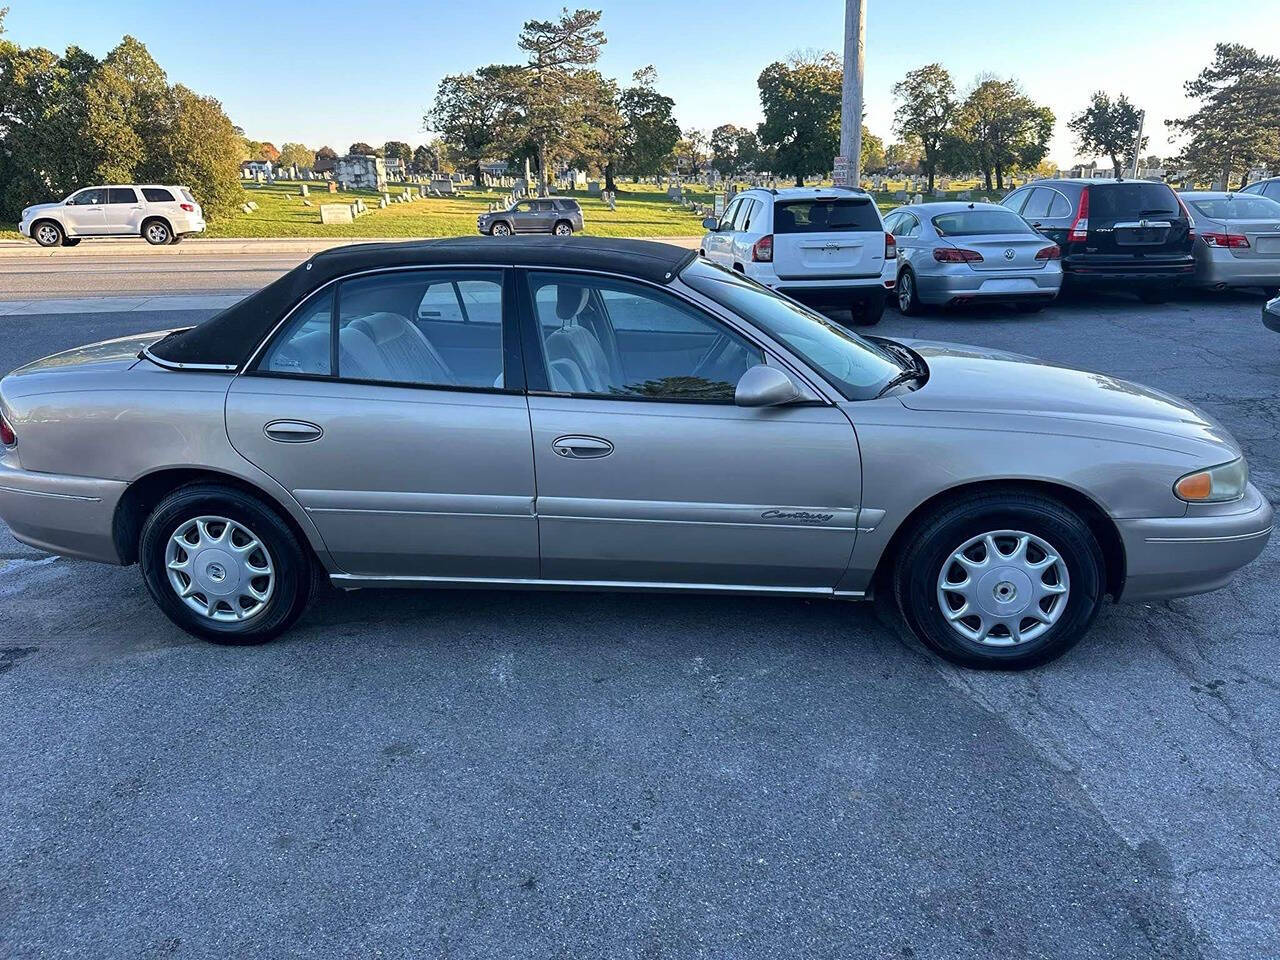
[774,198,881,233]
[143,188,175,203]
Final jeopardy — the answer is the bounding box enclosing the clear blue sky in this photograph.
[7,1,1278,166]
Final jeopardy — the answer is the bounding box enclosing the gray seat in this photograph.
[338,312,456,385]
[542,286,613,394]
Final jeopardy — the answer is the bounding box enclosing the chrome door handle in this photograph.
[264,419,323,442]
[552,435,613,459]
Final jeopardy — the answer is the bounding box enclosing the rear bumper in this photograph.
[915,269,1061,305]
[1194,247,1280,289]
[1117,483,1273,602]
[1063,256,1195,287]
[173,215,206,235]
[0,459,126,564]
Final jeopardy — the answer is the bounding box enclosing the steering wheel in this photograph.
[691,333,732,380]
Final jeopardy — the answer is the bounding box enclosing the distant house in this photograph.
[240,159,273,178]
[384,157,405,179]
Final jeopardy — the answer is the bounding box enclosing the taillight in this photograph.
[751,234,773,262]
[1035,244,1061,260]
[1202,232,1250,248]
[884,232,897,260]
[180,202,195,212]
[0,413,15,447]
[1068,186,1089,243]
[1176,193,1196,237]
[933,247,983,263]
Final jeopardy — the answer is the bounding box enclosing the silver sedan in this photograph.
[1182,191,1280,293]
[885,202,1063,313]
[0,238,1270,669]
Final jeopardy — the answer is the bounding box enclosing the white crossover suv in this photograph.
[701,186,896,324]
[19,185,206,248]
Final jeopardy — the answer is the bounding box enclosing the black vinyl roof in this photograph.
[148,236,698,368]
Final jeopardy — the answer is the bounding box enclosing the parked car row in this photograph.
[698,178,1280,325]
[19,184,206,247]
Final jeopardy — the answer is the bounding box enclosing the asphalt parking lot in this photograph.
[0,287,1276,959]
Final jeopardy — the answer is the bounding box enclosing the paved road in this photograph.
[0,285,1276,959]
[0,253,300,299]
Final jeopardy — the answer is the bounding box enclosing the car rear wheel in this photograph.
[896,268,925,315]
[893,492,1105,669]
[553,220,574,236]
[140,484,316,645]
[490,222,512,237]
[33,221,63,248]
[143,219,172,245]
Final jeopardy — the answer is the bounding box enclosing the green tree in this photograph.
[954,76,1053,191]
[576,70,626,191]
[619,65,680,180]
[277,142,315,170]
[1068,92,1147,177]
[757,51,842,186]
[710,123,748,177]
[1167,43,1280,189]
[426,65,520,187]
[891,63,958,192]
[411,143,436,175]
[314,145,337,173]
[150,84,244,216]
[860,125,886,174]
[885,137,922,175]
[347,142,375,156]
[382,140,412,170]
[511,8,607,196]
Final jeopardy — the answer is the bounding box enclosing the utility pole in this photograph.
[1129,110,1145,180]
[838,0,866,188]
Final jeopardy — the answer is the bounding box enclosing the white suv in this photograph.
[19,184,206,248]
[700,186,895,324]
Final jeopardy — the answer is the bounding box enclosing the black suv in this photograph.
[1002,179,1195,301]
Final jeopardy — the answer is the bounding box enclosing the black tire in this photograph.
[893,491,1105,670]
[61,237,82,248]
[852,291,886,326]
[32,220,63,248]
[1015,301,1045,314]
[553,220,574,236]
[1138,288,1169,304]
[143,219,172,245]
[139,483,316,645]
[896,268,925,315]
[490,221,512,237]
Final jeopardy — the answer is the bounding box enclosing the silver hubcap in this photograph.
[36,225,59,245]
[898,274,912,310]
[165,516,275,622]
[555,224,571,235]
[936,529,1069,647]
[493,224,510,236]
[147,224,168,243]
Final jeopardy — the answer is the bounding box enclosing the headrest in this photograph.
[555,285,590,321]
[775,207,796,230]
[351,312,408,344]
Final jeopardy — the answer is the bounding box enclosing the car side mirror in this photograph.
[735,364,802,407]
[701,216,719,231]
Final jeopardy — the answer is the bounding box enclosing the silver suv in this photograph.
[701,186,895,324]
[478,197,584,236]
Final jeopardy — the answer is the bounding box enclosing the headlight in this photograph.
[1174,458,1248,503]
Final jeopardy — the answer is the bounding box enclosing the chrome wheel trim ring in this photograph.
[492,223,511,236]
[936,529,1070,647]
[146,223,169,243]
[554,223,572,235]
[165,515,275,623]
[898,273,912,310]
[36,224,60,245]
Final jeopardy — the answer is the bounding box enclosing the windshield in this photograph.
[681,259,905,400]
[1188,195,1280,220]
[932,209,1035,236]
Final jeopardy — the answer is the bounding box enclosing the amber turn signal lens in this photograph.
[1175,471,1214,501]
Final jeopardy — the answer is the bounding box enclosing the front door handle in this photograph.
[552,435,613,459]
[264,419,323,443]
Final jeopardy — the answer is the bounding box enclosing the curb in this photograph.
[0,235,703,259]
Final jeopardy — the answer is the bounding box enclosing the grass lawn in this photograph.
[204,180,716,239]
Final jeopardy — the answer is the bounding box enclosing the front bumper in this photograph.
[0,458,126,564]
[18,220,31,238]
[1194,246,1280,289]
[915,267,1061,306]
[1264,298,1280,332]
[1117,482,1273,602]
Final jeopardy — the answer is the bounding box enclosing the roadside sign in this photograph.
[833,154,849,185]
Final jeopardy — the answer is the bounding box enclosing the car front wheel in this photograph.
[139,484,316,645]
[33,221,64,248]
[893,492,1105,669]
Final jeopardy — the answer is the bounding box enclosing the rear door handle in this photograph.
[264,419,323,442]
[552,435,613,459]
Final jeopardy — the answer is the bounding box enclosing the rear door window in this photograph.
[774,197,881,233]
[107,187,138,204]
[1089,183,1180,220]
[1019,189,1053,220]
